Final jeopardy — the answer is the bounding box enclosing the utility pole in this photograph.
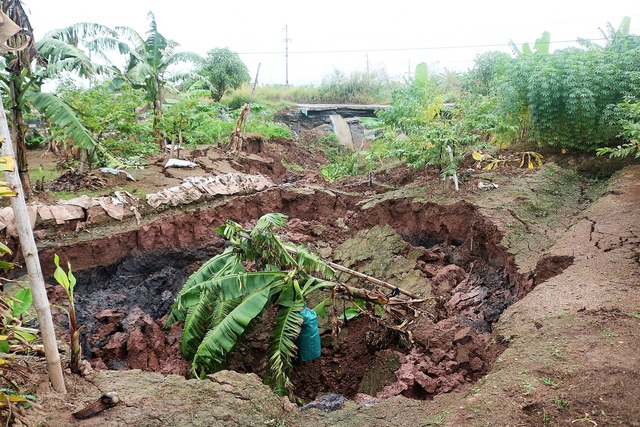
[408,59,411,80]
[366,54,369,74]
[283,25,291,85]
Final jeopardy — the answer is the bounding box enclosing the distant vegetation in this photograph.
[0,11,638,188]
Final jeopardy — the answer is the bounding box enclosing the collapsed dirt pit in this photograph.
[35,186,563,406]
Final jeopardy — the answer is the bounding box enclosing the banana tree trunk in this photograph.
[9,77,32,197]
[152,99,163,150]
[0,98,66,393]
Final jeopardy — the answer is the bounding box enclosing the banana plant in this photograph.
[166,213,336,395]
[53,254,83,375]
[0,154,17,198]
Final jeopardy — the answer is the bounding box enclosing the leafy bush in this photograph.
[320,151,364,181]
[597,98,640,158]
[223,92,251,110]
[0,244,39,422]
[497,35,640,150]
[163,98,233,145]
[371,64,477,170]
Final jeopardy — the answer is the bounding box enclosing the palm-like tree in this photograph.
[0,0,42,194]
[578,16,632,50]
[0,12,120,191]
[165,213,336,395]
[91,12,202,150]
[32,23,126,170]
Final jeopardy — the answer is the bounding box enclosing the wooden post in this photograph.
[0,99,67,393]
[446,145,459,191]
[242,63,261,139]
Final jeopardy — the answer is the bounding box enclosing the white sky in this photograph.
[21,0,640,85]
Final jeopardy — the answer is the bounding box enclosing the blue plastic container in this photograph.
[297,305,321,362]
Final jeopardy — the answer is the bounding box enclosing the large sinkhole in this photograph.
[54,199,534,402]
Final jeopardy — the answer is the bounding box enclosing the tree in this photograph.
[0,0,42,195]
[166,213,414,395]
[465,50,511,96]
[193,48,250,102]
[55,80,153,165]
[165,213,335,395]
[0,17,122,189]
[91,12,201,150]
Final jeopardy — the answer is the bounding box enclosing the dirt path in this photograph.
[13,144,640,426]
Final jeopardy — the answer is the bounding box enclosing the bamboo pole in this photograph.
[238,231,422,299]
[0,100,67,393]
[282,243,421,299]
[325,260,421,299]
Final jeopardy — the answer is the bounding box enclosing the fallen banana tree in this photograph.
[165,212,423,396]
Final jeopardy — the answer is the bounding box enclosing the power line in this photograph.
[234,36,617,56]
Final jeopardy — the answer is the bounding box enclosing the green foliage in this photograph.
[434,68,463,103]
[597,98,640,158]
[497,22,640,150]
[192,48,251,102]
[162,98,231,145]
[0,283,36,421]
[53,254,83,374]
[464,51,511,96]
[321,151,360,181]
[57,80,157,163]
[371,66,477,171]
[309,128,374,181]
[89,12,202,148]
[246,120,292,140]
[0,287,37,353]
[166,213,335,395]
[246,84,319,105]
[223,91,251,110]
[578,16,632,50]
[162,98,291,145]
[0,241,15,271]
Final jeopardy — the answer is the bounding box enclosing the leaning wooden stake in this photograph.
[241,62,261,139]
[237,231,422,300]
[284,244,421,299]
[325,260,421,299]
[0,100,67,393]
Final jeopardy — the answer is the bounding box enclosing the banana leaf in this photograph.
[192,286,271,375]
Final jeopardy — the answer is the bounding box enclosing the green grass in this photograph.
[50,185,144,201]
[420,411,448,427]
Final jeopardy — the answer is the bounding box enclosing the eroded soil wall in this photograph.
[37,187,532,400]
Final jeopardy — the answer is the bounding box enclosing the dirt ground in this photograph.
[6,137,640,426]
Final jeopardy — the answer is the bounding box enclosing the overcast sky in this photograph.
[21,0,640,85]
